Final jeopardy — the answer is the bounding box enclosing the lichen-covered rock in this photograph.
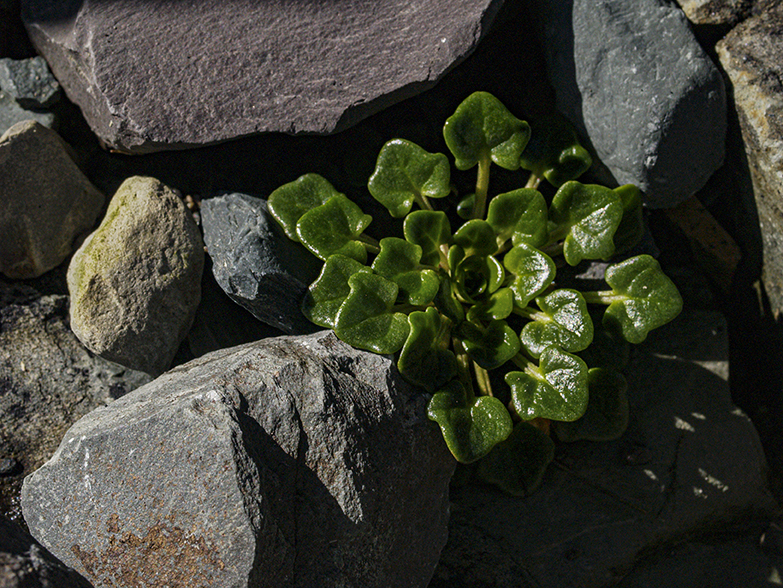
[674,0,751,26]
[0,120,101,277]
[67,176,204,376]
[21,331,455,588]
[0,89,55,135]
[0,56,60,109]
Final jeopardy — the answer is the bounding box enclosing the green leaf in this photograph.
[296,194,373,262]
[443,91,531,171]
[452,219,497,258]
[503,243,556,308]
[520,289,594,359]
[601,254,683,344]
[519,112,592,187]
[301,255,371,329]
[371,238,440,306]
[506,347,589,421]
[486,189,548,249]
[434,273,465,324]
[334,272,410,354]
[268,174,343,242]
[457,194,476,220]
[554,367,629,442]
[453,254,505,303]
[612,184,645,254]
[467,287,514,322]
[457,320,521,370]
[477,422,555,496]
[397,307,457,392]
[367,138,451,218]
[403,210,451,267]
[549,181,623,266]
[427,381,513,463]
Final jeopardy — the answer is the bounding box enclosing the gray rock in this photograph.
[0,56,60,109]
[1,513,95,588]
[674,0,751,26]
[0,279,151,530]
[717,5,783,316]
[21,331,455,588]
[0,120,102,278]
[67,176,204,376]
[0,89,54,134]
[21,0,504,154]
[201,193,322,335]
[430,310,777,588]
[539,0,726,208]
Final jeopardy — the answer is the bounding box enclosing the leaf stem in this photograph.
[582,290,625,305]
[473,362,493,397]
[358,234,381,255]
[453,337,475,398]
[525,173,543,190]
[472,154,491,220]
[414,193,435,211]
[513,306,549,323]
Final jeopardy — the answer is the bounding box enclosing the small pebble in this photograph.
[0,457,22,476]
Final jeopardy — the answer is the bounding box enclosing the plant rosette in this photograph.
[267,91,683,496]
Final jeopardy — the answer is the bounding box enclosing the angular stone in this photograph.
[21,331,455,588]
[67,176,204,376]
[717,6,783,316]
[0,89,55,135]
[539,0,726,208]
[674,0,751,26]
[21,0,504,154]
[431,310,777,587]
[0,56,60,109]
[201,193,322,335]
[1,514,95,588]
[0,120,102,278]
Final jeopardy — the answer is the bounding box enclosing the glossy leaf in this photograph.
[296,195,372,262]
[334,272,410,354]
[371,237,439,305]
[403,210,451,267]
[301,255,370,328]
[520,289,594,358]
[549,181,623,266]
[427,381,513,463]
[443,91,531,171]
[467,287,514,322]
[601,255,683,344]
[454,254,504,303]
[486,189,548,249]
[554,367,629,442]
[612,184,645,254]
[397,307,457,392]
[434,273,465,324]
[453,219,497,258]
[506,347,589,421]
[477,422,555,496]
[367,138,451,218]
[519,112,592,187]
[503,243,556,308]
[457,194,476,219]
[457,320,521,370]
[268,173,343,242]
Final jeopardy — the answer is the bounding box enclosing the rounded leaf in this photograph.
[454,254,504,303]
[503,243,556,308]
[371,237,439,305]
[397,307,457,392]
[467,287,514,322]
[268,174,343,242]
[520,289,593,358]
[296,194,372,262]
[403,210,451,267]
[519,112,592,187]
[554,367,629,442]
[301,255,371,328]
[453,219,497,258]
[487,189,548,248]
[457,320,521,370]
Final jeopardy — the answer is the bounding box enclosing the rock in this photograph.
[674,0,751,26]
[1,514,95,588]
[0,56,60,109]
[0,120,102,278]
[67,176,204,376]
[717,5,783,316]
[21,0,504,154]
[21,330,455,588]
[201,192,322,335]
[430,309,777,588]
[0,89,54,134]
[538,0,726,208]
[0,277,151,530]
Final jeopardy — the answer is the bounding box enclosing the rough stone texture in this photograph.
[717,5,783,317]
[21,0,503,154]
[539,0,726,208]
[0,89,54,135]
[674,0,751,26]
[430,309,778,588]
[1,514,95,587]
[201,193,322,336]
[0,277,151,531]
[0,56,60,109]
[67,176,204,376]
[0,120,100,278]
[21,331,455,588]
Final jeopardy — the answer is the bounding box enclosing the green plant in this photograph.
[268,92,682,495]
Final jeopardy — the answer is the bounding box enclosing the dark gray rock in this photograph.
[1,514,95,588]
[539,0,726,208]
[201,193,322,336]
[0,279,151,530]
[430,310,777,588]
[67,176,204,376]
[22,331,455,588]
[0,120,102,278]
[0,56,60,109]
[0,89,54,134]
[22,0,504,154]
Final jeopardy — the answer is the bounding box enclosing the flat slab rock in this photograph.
[22,0,503,153]
[22,331,455,588]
